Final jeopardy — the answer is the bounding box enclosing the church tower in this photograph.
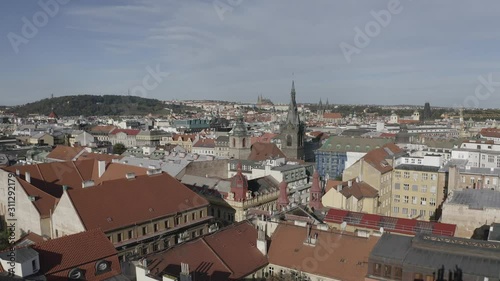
[279,81,305,160]
[229,114,251,159]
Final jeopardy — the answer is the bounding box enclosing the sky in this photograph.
[1,0,500,107]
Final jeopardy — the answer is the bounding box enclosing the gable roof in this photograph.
[268,223,379,281]
[46,145,87,161]
[32,229,122,280]
[18,178,58,218]
[362,143,403,173]
[146,221,267,280]
[66,173,209,232]
[193,138,215,148]
[248,142,286,161]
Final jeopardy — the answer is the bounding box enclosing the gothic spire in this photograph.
[286,80,300,125]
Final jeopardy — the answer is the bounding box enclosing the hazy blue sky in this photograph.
[1,0,500,106]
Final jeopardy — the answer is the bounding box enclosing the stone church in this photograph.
[279,81,305,160]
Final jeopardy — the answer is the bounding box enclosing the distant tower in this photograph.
[230,162,249,202]
[422,102,432,121]
[279,81,305,160]
[277,180,289,211]
[317,98,324,117]
[309,170,323,211]
[228,114,251,159]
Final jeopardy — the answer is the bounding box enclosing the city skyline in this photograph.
[1,0,500,107]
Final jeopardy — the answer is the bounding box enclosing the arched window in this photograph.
[286,135,293,146]
[242,138,246,148]
[232,138,236,147]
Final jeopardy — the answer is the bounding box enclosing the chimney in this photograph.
[126,172,136,180]
[98,161,106,178]
[180,263,192,281]
[15,169,20,176]
[337,184,343,192]
[348,180,352,187]
[25,171,31,183]
[256,229,267,256]
[82,180,95,188]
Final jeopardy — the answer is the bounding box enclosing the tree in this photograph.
[113,143,127,155]
[0,218,11,251]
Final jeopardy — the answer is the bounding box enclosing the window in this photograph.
[422,173,429,180]
[411,209,417,216]
[192,213,196,221]
[55,229,59,237]
[430,174,437,181]
[404,196,409,204]
[141,247,148,255]
[165,220,170,229]
[384,265,392,278]
[154,223,159,232]
[403,184,410,190]
[142,226,147,235]
[107,236,112,242]
[429,211,435,217]
[430,198,436,206]
[32,259,38,271]
[421,197,427,205]
[402,208,408,215]
[117,233,122,242]
[373,263,382,276]
[489,155,494,163]
[421,185,427,193]
[430,186,437,194]
[482,155,486,160]
[184,215,188,223]
[176,216,181,225]
[412,196,417,204]
[413,173,418,181]
[199,210,203,218]
[403,172,410,179]
[393,207,399,214]
[395,183,401,190]
[412,185,418,192]
[163,239,170,249]
[395,171,401,179]
[394,267,403,280]
[128,230,133,239]
[394,195,400,203]
[153,243,159,252]
[419,210,426,217]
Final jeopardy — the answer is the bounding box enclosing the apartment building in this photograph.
[451,139,500,168]
[109,129,140,147]
[391,155,444,220]
[315,136,395,178]
[342,143,404,216]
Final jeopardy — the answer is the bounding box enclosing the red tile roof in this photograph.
[248,142,286,161]
[32,229,121,280]
[146,221,267,280]
[323,112,342,119]
[47,145,87,161]
[110,129,140,135]
[362,143,402,173]
[268,223,378,281]
[324,208,456,237]
[193,138,215,148]
[66,173,209,232]
[250,133,279,145]
[480,128,500,138]
[18,178,58,218]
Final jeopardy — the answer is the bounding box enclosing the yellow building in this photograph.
[342,143,403,216]
[391,155,445,220]
[322,179,379,214]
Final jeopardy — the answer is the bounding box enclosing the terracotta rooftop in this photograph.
[362,143,402,174]
[145,221,268,280]
[46,145,87,161]
[322,112,342,119]
[268,223,379,281]
[193,138,215,148]
[32,229,122,280]
[328,180,379,200]
[18,178,58,218]
[89,125,117,134]
[110,129,141,135]
[3,158,149,198]
[66,173,209,232]
[248,142,286,161]
[480,128,500,138]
